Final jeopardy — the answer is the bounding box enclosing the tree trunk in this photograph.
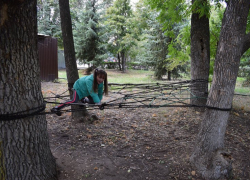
[190,0,210,107]
[0,1,57,179]
[154,31,168,80]
[117,53,122,70]
[121,51,126,72]
[59,0,89,119]
[190,1,250,179]
[167,71,171,81]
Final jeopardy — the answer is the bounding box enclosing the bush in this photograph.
[127,62,149,70]
[239,67,250,87]
[238,67,250,77]
[101,62,118,69]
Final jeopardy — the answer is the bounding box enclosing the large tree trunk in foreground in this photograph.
[0,1,57,179]
[190,0,210,107]
[59,0,89,119]
[190,1,250,179]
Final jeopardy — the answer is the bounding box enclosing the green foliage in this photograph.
[166,21,190,71]
[209,6,224,59]
[140,0,191,79]
[191,0,211,18]
[247,11,250,33]
[37,0,63,47]
[239,49,250,86]
[37,0,250,84]
[104,0,134,66]
[101,62,118,69]
[145,0,188,38]
[73,0,107,66]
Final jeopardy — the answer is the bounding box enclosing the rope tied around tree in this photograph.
[0,103,46,121]
[1,79,249,120]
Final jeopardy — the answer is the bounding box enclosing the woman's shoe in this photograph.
[51,107,62,116]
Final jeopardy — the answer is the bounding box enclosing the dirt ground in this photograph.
[42,82,250,180]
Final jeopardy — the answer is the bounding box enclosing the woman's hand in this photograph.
[95,102,101,105]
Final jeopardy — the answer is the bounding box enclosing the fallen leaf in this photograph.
[86,134,92,139]
[191,171,196,176]
[233,112,239,116]
[131,124,138,128]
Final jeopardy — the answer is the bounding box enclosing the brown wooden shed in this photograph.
[38,34,58,81]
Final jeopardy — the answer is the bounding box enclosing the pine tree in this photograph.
[105,0,133,72]
[37,0,62,47]
[74,0,106,67]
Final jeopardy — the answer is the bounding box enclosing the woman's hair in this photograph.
[93,68,108,95]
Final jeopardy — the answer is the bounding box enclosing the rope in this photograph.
[1,79,248,120]
[43,79,234,112]
[0,103,46,121]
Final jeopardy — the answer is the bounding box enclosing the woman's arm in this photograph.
[86,78,101,103]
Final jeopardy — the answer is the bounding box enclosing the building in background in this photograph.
[38,34,58,81]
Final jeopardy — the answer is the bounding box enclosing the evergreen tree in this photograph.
[142,12,169,79]
[37,0,63,47]
[74,0,107,68]
[105,0,134,72]
[134,1,187,79]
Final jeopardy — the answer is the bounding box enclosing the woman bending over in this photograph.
[51,68,108,116]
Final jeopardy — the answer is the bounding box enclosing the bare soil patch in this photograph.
[42,82,250,180]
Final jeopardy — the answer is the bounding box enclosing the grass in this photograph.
[58,69,250,95]
[105,69,155,84]
[234,77,250,94]
[58,69,156,84]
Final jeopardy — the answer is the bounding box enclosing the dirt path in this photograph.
[42,82,250,180]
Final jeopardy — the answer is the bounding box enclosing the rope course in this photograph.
[1,79,249,121]
[44,79,208,110]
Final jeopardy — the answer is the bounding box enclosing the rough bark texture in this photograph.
[121,51,126,72]
[117,53,122,71]
[0,1,57,179]
[190,0,210,107]
[190,1,250,179]
[59,0,89,119]
[59,0,79,88]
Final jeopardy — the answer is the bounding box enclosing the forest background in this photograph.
[1,0,249,179]
[37,0,250,83]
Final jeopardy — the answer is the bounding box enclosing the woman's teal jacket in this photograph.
[73,74,103,103]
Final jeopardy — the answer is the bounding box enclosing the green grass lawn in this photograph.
[234,77,250,94]
[58,69,155,84]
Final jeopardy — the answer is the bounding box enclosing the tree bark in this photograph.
[59,0,79,88]
[0,1,57,179]
[117,53,122,70]
[59,0,89,119]
[190,1,250,179]
[121,51,126,72]
[167,71,171,80]
[190,0,210,107]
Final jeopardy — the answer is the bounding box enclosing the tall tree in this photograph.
[59,0,88,118]
[105,0,133,72]
[140,11,170,79]
[37,0,63,47]
[190,0,210,107]
[74,0,105,67]
[0,0,57,179]
[146,0,210,105]
[190,1,250,179]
